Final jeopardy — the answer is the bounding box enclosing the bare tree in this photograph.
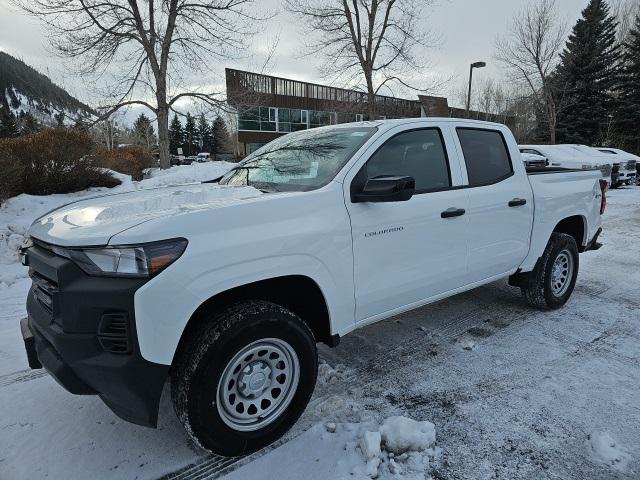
[613,0,640,45]
[16,0,265,168]
[286,0,437,119]
[495,0,566,143]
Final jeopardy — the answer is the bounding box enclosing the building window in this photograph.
[289,109,308,131]
[259,106,276,131]
[309,110,329,128]
[238,106,261,131]
[277,108,291,132]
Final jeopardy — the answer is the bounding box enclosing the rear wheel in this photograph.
[521,233,579,310]
[171,300,318,456]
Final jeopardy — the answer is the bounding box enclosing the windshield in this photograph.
[219,126,377,192]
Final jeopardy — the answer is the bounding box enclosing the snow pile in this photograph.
[360,430,382,459]
[587,431,631,472]
[228,415,440,480]
[346,416,440,479]
[0,161,235,284]
[317,360,348,385]
[379,416,437,454]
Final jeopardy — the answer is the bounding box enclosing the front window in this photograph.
[219,126,377,192]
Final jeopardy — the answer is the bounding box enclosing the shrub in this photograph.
[95,145,154,181]
[0,128,120,198]
[0,142,24,202]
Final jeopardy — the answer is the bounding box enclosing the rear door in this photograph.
[454,126,534,282]
[345,125,470,322]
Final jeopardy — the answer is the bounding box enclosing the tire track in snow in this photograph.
[0,368,48,387]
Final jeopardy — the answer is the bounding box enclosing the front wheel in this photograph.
[521,233,579,310]
[171,300,318,456]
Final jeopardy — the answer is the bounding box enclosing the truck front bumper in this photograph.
[22,242,169,427]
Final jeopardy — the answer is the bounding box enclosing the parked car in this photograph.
[20,119,605,457]
[197,152,211,162]
[597,147,638,186]
[519,144,614,186]
[562,145,617,188]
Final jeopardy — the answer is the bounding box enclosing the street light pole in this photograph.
[465,61,486,118]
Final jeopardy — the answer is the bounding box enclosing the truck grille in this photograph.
[626,160,637,171]
[98,312,131,354]
[30,271,57,317]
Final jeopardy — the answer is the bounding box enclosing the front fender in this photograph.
[133,254,352,365]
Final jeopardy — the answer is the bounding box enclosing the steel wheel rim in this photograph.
[551,249,573,296]
[216,338,300,432]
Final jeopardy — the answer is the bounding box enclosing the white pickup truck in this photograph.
[597,147,638,186]
[20,119,606,456]
[520,144,614,186]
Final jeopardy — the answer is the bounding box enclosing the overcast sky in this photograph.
[0,0,593,119]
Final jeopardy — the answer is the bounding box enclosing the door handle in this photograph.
[508,198,527,207]
[441,207,466,219]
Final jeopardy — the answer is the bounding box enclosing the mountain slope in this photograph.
[0,51,95,126]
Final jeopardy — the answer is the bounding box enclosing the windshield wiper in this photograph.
[201,175,223,184]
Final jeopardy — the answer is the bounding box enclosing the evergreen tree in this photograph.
[73,115,88,131]
[168,114,184,155]
[196,114,212,153]
[0,108,19,138]
[132,113,156,147]
[555,0,621,145]
[211,116,230,159]
[53,111,65,128]
[183,112,197,156]
[617,13,640,154]
[20,111,41,135]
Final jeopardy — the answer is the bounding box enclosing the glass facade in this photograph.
[238,106,370,133]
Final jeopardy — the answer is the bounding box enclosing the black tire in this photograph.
[520,233,579,310]
[171,300,318,456]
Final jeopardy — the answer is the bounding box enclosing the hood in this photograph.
[28,184,263,247]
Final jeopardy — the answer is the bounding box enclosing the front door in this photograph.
[345,127,470,322]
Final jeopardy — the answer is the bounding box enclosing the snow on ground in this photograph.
[0,161,234,379]
[1,179,639,480]
[225,417,440,480]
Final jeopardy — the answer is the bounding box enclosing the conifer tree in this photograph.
[196,114,212,153]
[0,108,19,138]
[132,113,156,147]
[617,13,640,154]
[20,112,41,135]
[555,0,621,145]
[168,114,184,155]
[183,113,197,156]
[211,116,230,160]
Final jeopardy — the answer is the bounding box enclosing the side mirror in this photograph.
[352,175,415,203]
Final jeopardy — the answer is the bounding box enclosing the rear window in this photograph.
[520,148,543,156]
[457,128,513,186]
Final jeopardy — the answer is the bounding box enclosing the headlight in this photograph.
[57,238,188,278]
